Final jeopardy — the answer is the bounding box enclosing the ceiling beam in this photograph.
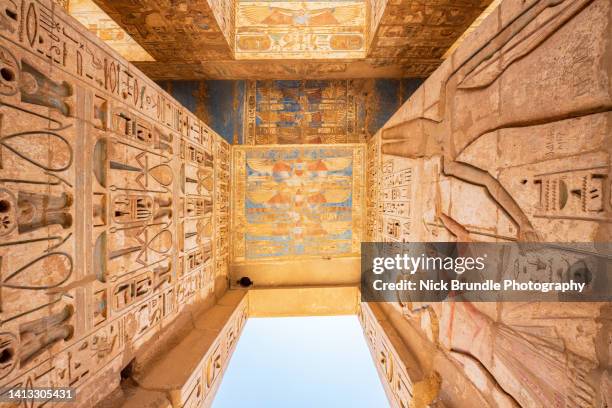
[89,0,495,79]
[133,58,442,80]
[367,0,494,60]
[92,0,235,61]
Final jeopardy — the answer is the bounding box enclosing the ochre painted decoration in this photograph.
[367,0,489,61]
[235,1,366,59]
[91,0,235,61]
[232,145,364,262]
[68,0,154,62]
[0,0,230,405]
[244,80,360,144]
[365,134,381,240]
[157,78,421,145]
[364,0,612,407]
[214,137,231,287]
[133,58,441,80]
[90,0,492,80]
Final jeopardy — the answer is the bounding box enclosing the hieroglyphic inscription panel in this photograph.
[186,296,247,407]
[214,137,231,286]
[244,80,360,145]
[235,1,366,60]
[358,303,436,408]
[0,1,226,405]
[373,0,612,406]
[365,133,381,240]
[379,155,419,243]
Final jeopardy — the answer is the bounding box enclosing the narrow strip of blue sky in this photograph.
[213,316,389,408]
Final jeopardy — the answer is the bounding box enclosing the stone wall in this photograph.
[129,291,248,408]
[67,0,153,62]
[359,302,440,408]
[365,0,611,406]
[0,0,230,405]
[0,0,610,407]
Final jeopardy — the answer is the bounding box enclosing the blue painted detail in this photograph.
[161,78,424,144]
[170,80,198,113]
[206,80,245,144]
[401,78,424,104]
[369,79,400,136]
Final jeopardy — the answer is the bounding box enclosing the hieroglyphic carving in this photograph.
[176,116,215,307]
[368,1,492,61]
[380,0,611,243]
[365,133,381,240]
[371,0,612,406]
[92,0,234,61]
[244,80,362,145]
[359,302,439,408]
[0,0,225,405]
[0,33,78,391]
[201,301,247,407]
[214,137,230,286]
[380,156,415,242]
[132,291,248,408]
[393,299,611,408]
[93,134,175,282]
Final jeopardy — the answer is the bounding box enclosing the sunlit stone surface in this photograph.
[0,0,609,407]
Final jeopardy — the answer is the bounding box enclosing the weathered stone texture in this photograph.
[132,291,248,408]
[84,0,493,80]
[92,0,234,61]
[0,0,610,407]
[366,0,611,406]
[374,0,611,243]
[359,302,441,408]
[132,58,443,81]
[368,0,493,61]
[68,0,154,62]
[0,0,231,405]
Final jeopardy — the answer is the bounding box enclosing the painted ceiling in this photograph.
[235,1,367,59]
[71,0,496,79]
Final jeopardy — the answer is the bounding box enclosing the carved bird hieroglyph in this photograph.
[240,4,363,26]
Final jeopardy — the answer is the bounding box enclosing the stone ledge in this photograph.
[94,290,247,408]
[134,290,247,393]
